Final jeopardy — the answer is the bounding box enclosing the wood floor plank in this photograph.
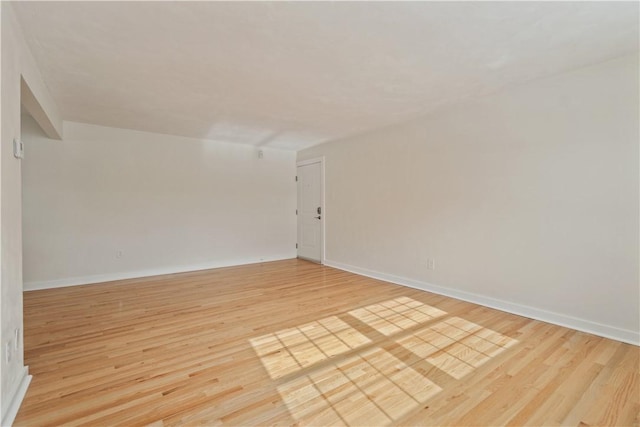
[15,259,639,426]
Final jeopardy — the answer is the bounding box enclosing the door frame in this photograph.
[296,157,325,264]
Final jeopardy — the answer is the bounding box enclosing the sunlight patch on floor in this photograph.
[396,316,519,379]
[348,296,447,336]
[249,316,371,379]
[277,346,442,426]
[250,296,519,425]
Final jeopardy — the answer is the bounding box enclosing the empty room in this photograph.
[1,1,638,426]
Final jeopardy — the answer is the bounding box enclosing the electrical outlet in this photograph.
[427,258,436,271]
[116,250,123,259]
[5,341,12,364]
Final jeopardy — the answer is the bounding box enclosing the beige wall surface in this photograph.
[22,118,297,289]
[1,2,63,422]
[299,54,639,344]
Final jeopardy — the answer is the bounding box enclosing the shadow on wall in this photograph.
[250,296,518,426]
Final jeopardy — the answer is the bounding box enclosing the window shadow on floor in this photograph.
[249,296,519,426]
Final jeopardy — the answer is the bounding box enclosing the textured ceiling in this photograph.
[13,1,639,150]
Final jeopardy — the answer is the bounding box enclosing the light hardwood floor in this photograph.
[16,259,639,426]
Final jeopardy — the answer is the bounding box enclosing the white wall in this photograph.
[22,119,296,288]
[299,54,640,344]
[1,3,63,423]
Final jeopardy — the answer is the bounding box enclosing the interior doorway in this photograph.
[296,158,324,263]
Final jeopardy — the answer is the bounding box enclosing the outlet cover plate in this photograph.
[13,138,24,159]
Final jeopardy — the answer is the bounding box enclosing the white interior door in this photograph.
[297,161,323,263]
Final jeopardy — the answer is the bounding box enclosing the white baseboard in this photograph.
[1,366,31,427]
[24,255,296,291]
[324,259,640,346]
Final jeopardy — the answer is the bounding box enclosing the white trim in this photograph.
[1,367,31,427]
[297,255,322,264]
[324,259,640,346]
[24,255,295,291]
[296,157,325,264]
[296,157,324,167]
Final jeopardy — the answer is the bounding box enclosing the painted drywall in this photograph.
[1,2,63,423]
[21,119,296,289]
[299,54,640,344]
[12,2,639,149]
